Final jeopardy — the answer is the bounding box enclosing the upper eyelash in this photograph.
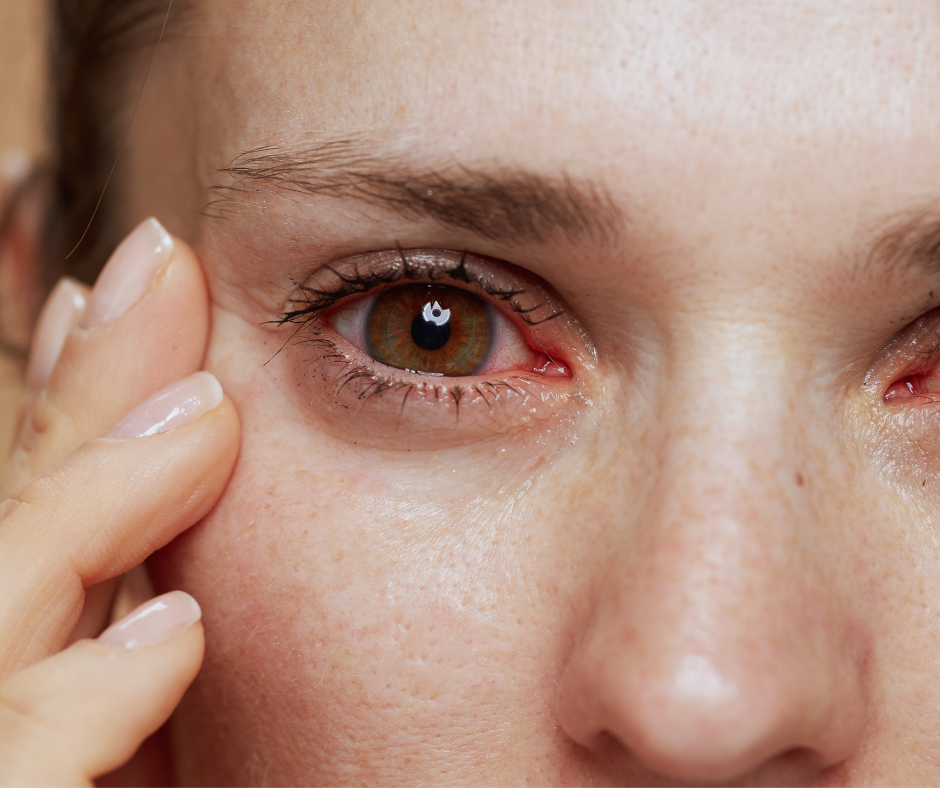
[274,246,565,327]
[267,247,569,417]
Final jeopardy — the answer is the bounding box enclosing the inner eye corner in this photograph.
[885,376,920,403]
[883,373,940,404]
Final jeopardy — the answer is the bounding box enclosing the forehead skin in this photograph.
[126,0,940,784]
[137,0,940,324]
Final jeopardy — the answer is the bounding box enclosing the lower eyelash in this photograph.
[287,323,548,420]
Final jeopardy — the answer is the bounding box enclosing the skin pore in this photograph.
[92,0,940,782]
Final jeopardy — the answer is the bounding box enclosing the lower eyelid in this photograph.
[279,328,578,449]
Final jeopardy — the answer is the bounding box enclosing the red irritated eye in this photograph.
[886,374,940,401]
[331,283,569,378]
[366,285,495,376]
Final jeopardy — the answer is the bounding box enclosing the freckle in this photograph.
[795,472,804,487]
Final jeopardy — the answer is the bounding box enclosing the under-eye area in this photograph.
[272,247,584,446]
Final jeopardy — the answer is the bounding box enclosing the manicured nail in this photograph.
[25,278,87,391]
[97,591,201,650]
[107,372,223,439]
[1,150,29,182]
[81,218,173,329]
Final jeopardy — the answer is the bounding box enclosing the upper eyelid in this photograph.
[274,247,566,329]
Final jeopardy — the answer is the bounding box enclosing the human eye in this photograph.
[860,307,940,476]
[879,309,940,404]
[273,247,591,448]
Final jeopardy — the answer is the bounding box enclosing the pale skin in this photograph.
[5,0,940,784]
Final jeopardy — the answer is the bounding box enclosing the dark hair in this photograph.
[48,0,185,286]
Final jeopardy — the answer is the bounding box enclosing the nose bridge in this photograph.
[663,321,804,569]
[633,319,814,671]
[554,319,868,781]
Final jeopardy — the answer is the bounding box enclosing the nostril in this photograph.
[557,644,856,784]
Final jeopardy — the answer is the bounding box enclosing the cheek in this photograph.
[147,310,602,780]
[151,443,576,781]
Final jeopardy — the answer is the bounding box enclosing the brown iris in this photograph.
[366,285,493,376]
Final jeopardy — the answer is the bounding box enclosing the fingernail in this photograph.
[81,218,173,329]
[107,371,223,439]
[25,278,87,391]
[1,150,30,182]
[97,591,201,650]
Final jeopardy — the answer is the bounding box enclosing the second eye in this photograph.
[330,284,535,377]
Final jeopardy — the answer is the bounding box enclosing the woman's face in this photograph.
[125,0,940,782]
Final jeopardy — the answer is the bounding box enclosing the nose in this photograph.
[554,372,868,782]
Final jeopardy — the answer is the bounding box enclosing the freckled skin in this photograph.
[128,0,940,783]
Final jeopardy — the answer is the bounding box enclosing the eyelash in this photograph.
[275,246,564,328]
[272,247,572,418]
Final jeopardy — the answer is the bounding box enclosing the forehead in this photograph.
[193,0,940,153]
[175,0,940,302]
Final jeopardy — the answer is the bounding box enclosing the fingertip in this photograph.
[97,591,202,650]
[25,278,89,392]
[106,372,224,440]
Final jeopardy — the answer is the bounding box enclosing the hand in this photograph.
[0,218,240,786]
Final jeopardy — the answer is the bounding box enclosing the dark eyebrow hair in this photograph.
[207,138,625,246]
[866,200,940,281]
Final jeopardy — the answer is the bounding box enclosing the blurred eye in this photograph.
[331,283,537,377]
[885,372,940,401]
[882,310,940,402]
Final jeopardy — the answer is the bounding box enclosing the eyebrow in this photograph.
[207,137,625,246]
[866,200,940,282]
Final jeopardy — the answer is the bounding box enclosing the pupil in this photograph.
[411,309,451,351]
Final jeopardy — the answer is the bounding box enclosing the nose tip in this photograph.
[557,641,866,783]
[604,653,793,782]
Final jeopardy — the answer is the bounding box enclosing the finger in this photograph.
[2,218,210,496]
[0,374,239,673]
[65,563,155,648]
[0,278,86,474]
[0,591,203,787]
[64,578,118,646]
[22,278,88,396]
[110,564,156,624]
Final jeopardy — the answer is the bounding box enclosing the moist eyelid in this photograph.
[274,247,566,334]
